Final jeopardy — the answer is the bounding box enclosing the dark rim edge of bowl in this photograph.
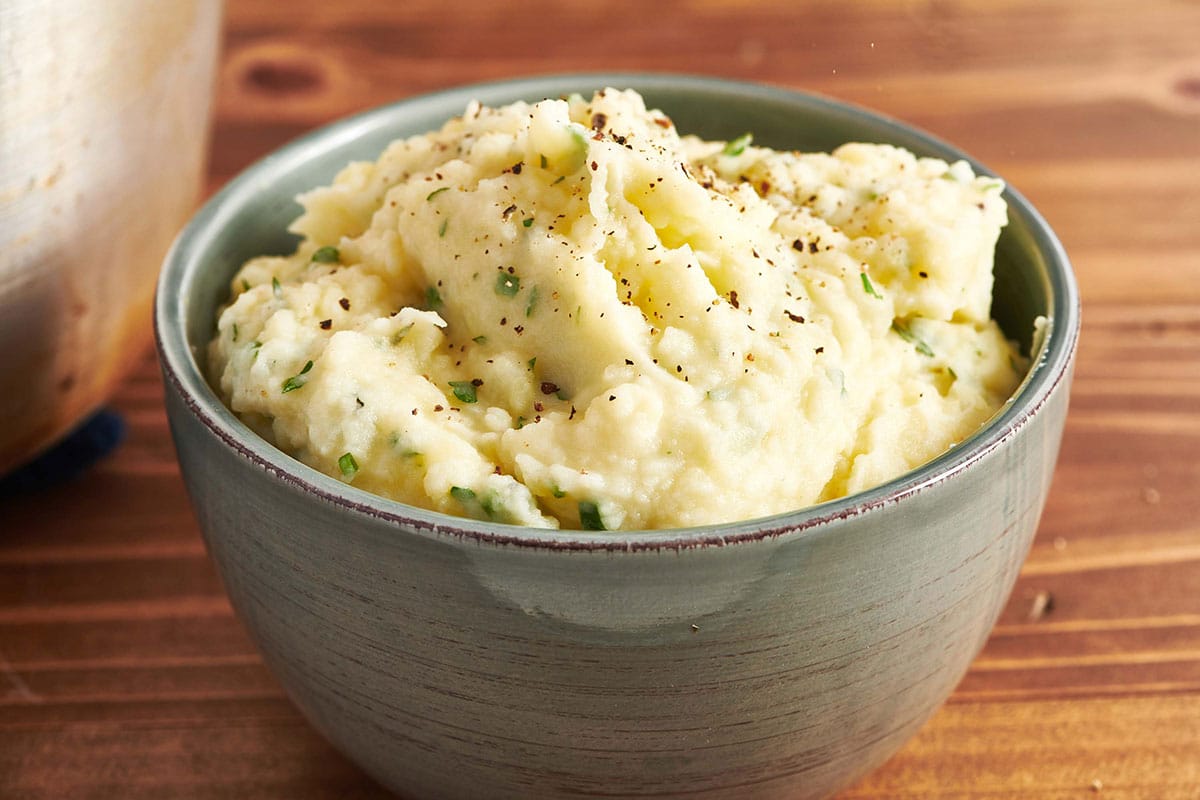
[154,72,1082,553]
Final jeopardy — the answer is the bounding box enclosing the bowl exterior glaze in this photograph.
[157,75,1079,799]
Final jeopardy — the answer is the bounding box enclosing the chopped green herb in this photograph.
[450,486,476,504]
[563,127,589,174]
[390,324,413,346]
[337,452,359,478]
[861,272,882,299]
[722,132,753,157]
[892,321,934,357]
[495,273,520,297]
[472,335,488,344]
[438,218,448,237]
[479,492,504,521]
[706,385,733,401]
[555,389,570,401]
[425,286,443,308]
[281,360,314,393]
[578,501,606,531]
[449,380,477,403]
[525,286,539,317]
[551,486,566,499]
[311,246,340,263]
[426,186,449,201]
[522,217,534,228]
[272,276,282,298]
[827,366,848,399]
[947,366,958,380]
[231,323,238,342]
[527,357,536,369]
[515,415,528,429]
[539,153,548,168]
[551,175,566,185]
[241,279,251,292]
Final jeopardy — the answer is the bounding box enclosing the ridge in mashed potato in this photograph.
[209,88,1026,530]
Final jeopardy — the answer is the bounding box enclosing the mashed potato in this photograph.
[209,89,1024,530]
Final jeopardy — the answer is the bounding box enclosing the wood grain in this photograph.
[2,0,1199,797]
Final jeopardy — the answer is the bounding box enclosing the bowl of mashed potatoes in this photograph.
[156,74,1079,800]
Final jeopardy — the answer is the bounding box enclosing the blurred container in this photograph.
[0,0,222,475]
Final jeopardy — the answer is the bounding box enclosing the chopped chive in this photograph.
[539,153,548,168]
[272,276,282,298]
[826,366,848,399]
[281,360,314,393]
[495,273,520,297]
[479,492,504,521]
[426,186,449,201]
[706,385,733,401]
[311,246,340,263]
[450,486,476,504]
[979,179,1004,192]
[722,132,753,157]
[860,272,882,299]
[563,127,589,173]
[472,335,488,344]
[892,321,934,357]
[552,486,566,499]
[522,217,534,228]
[425,286,443,309]
[231,323,238,342]
[527,357,536,369]
[551,175,566,185]
[515,415,527,429]
[390,324,413,345]
[525,286,539,317]
[438,218,448,237]
[947,366,958,380]
[449,380,477,404]
[241,279,251,292]
[337,452,359,478]
[578,501,605,531]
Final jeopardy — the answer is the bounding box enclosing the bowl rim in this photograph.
[155,71,1081,552]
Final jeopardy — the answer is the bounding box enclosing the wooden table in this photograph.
[3,1,1199,797]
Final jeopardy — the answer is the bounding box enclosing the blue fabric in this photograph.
[0,410,126,497]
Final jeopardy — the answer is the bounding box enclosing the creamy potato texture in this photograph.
[209,89,1025,530]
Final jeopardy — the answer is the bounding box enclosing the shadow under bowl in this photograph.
[155,74,1080,800]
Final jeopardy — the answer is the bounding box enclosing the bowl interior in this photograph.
[165,74,1074,539]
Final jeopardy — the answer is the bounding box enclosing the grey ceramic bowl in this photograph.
[156,74,1079,799]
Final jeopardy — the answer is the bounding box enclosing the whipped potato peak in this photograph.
[209,89,1024,530]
